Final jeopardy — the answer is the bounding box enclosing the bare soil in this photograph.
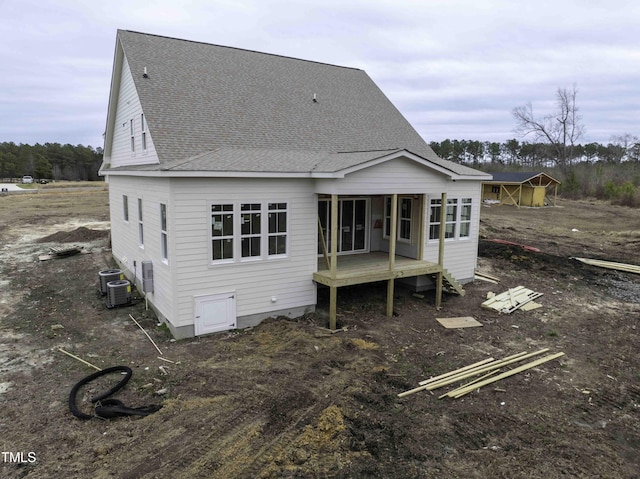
[0,192,639,479]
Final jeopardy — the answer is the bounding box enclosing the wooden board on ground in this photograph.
[573,257,640,275]
[436,316,483,329]
[481,286,543,313]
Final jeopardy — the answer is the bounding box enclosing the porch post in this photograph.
[387,194,398,317]
[329,194,339,329]
[435,192,446,308]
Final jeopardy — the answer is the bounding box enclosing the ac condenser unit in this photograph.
[106,280,132,308]
[99,269,123,295]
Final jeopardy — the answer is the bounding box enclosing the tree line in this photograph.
[429,136,640,170]
[0,142,103,181]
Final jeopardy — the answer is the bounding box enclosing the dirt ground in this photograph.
[0,191,639,479]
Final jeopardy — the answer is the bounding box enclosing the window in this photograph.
[160,203,168,262]
[460,198,472,238]
[123,195,129,222]
[428,199,441,240]
[384,196,413,242]
[268,203,287,256]
[138,198,144,247]
[399,197,412,241]
[130,119,135,153]
[429,197,472,240]
[241,203,261,258]
[211,204,234,261]
[141,113,147,151]
[445,199,457,239]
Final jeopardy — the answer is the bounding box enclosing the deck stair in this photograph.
[431,268,465,296]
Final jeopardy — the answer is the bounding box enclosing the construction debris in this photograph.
[435,316,483,329]
[398,349,565,399]
[573,257,640,275]
[474,271,500,283]
[488,239,541,252]
[481,286,543,313]
[39,246,83,261]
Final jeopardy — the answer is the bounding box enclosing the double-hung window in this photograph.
[130,119,135,153]
[384,196,413,242]
[138,198,144,247]
[429,197,472,240]
[123,195,129,222]
[211,204,234,262]
[241,203,261,258]
[268,203,287,256]
[460,198,472,238]
[141,113,147,151]
[160,203,168,262]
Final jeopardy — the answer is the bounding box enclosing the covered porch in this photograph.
[314,193,450,329]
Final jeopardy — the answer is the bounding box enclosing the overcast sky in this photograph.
[0,0,638,148]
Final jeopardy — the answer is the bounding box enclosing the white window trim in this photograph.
[141,113,147,153]
[211,203,235,264]
[210,201,289,265]
[130,118,135,154]
[123,195,129,222]
[427,197,473,242]
[383,196,413,244]
[267,202,288,259]
[160,203,168,264]
[138,197,144,249]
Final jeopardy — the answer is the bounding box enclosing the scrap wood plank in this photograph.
[436,316,483,329]
[481,286,542,313]
[573,257,640,275]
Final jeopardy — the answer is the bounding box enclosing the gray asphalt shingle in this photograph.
[116,30,485,177]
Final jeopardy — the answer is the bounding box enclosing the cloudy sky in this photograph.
[0,0,638,148]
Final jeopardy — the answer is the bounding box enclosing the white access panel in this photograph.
[194,292,236,335]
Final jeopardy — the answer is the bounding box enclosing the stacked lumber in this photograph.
[573,257,640,275]
[481,286,542,313]
[398,349,565,399]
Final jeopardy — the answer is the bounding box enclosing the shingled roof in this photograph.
[109,30,485,177]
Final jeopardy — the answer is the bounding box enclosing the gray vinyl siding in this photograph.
[109,58,158,168]
[171,177,317,327]
[107,176,176,323]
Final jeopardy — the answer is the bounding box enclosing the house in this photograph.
[100,30,492,338]
[482,172,561,207]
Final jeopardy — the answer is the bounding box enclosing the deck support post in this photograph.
[435,192,446,308]
[329,194,339,329]
[387,194,398,318]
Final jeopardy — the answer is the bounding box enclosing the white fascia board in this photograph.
[101,169,316,179]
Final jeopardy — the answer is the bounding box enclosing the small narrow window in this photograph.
[211,204,234,261]
[240,203,261,258]
[123,195,129,222]
[268,203,287,256]
[383,197,392,238]
[160,203,168,261]
[141,113,147,151]
[460,198,472,238]
[138,198,144,247]
[445,199,458,239]
[130,119,135,153]
[399,197,412,241]
[428,199,441,240]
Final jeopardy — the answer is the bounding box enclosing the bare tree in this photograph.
[512,85,585,173]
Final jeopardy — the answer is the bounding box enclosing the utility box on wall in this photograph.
[142,260,154,293]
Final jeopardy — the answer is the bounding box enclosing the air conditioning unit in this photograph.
[106,280,132,308]
[99,269,124,295]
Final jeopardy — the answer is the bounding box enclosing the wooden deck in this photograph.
[313,252,441,288]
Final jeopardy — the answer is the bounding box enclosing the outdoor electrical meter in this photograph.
[142,260,154,293]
